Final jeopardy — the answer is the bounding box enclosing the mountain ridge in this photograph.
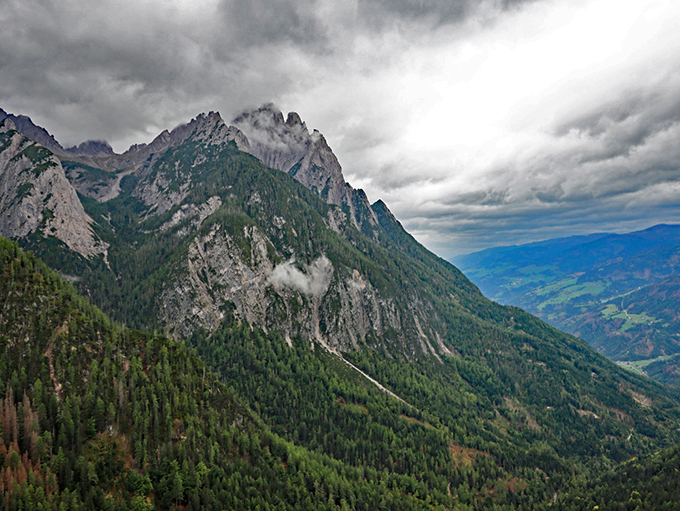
[0,118,108,259]
[232,104,381,235]
[3,103,680,508]
[1,104,461,354]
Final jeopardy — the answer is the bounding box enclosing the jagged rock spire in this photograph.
[233,104,379,233]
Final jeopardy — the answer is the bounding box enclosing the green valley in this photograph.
[454,225,680,386]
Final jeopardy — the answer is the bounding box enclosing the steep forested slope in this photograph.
[0,238,460,510]
[4,236,680,510]
[556,442,680,510]
[189,302,680,508]
[3,107,680,509]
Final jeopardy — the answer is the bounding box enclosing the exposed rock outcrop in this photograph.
[159,195,223,237]
[233,104,380,234]
[0,119,108,258]
[156,220,445,353]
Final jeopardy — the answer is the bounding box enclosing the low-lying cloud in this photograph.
[269,256,333,297]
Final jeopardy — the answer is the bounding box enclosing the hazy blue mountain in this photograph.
[454,224,680,385]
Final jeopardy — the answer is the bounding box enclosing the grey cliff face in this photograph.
[233,104,379,234]
[155,221,444,353]
[0,119,108,258]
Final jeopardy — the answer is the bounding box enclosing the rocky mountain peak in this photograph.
[142,111,249,153]
[0,123,108,258]
[89,112,248,213]
[234,103,288,129]
[286,111,303,127]
[233,104,379,233]
[0,108,65,155]
[67,139,115,157]
[233,107,306,170]
[0,116,16,133]
[123,142,147,155]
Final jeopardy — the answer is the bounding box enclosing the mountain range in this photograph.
[2,104,680,509]
[454,225,680,386]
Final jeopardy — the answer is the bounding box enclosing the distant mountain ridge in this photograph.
[454,224,680,385]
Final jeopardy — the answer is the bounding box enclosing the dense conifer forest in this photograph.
[0,239,455,510]
[4,238,680,509]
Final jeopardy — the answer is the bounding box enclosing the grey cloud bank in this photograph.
[2,0,680,258]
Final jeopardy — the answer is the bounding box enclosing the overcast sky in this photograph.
[2,0,680,257]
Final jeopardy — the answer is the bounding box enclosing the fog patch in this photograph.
[269,255,333,297]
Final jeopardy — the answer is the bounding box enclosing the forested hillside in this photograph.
[188,305,680,509]
[0,238,460,510]
[5,237,680,510]
[556,442,680,510]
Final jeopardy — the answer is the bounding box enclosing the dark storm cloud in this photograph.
[407,186,680,258]
[2,0,680,258]
[425,70,680,257]
[217,0,326,47]
[357,0,535,29]
[0,0,500,148]
[1,0,225,145]
[381,90,680,257]
[358,0,470,27]
[0,0,538,151]
[553,82,680,165]
[0,0,335,148]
